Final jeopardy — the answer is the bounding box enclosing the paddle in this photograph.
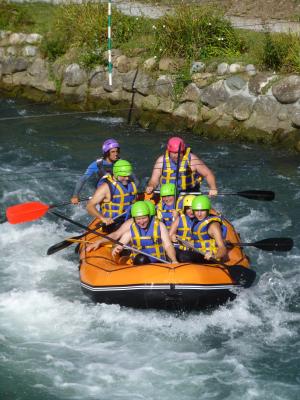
[46,211,127,255]
[174,143,181,205]
[5,197,90,224]
[46,232,89,255]
[229,237,293,252]
[50,211,170,264]
[177,190,275,201]
[176,237,256,288]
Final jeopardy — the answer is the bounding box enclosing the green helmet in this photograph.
[113,160,132,177]
[144,200,156,216]
[160,183,176,197]
[192,195,211,211]
[131,201,150,218]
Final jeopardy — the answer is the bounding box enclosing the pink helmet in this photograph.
[167,137,185,153]
[102,138,120,154]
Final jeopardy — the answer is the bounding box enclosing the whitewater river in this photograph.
[0,97,299,400]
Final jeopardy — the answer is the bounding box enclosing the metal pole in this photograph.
[108,0,112,86]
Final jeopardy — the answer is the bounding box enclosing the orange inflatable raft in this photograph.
[78,212,255,311]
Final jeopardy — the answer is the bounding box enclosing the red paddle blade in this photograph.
[6,201,50,224]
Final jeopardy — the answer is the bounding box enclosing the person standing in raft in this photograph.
[169,194,196,262]
[190,195,227,262]
[112,201,178,265]
[86,160,137,231]
[156,183,184,230]
[145,136,218,195]
[86,200,157,252]
[71,138,120,204]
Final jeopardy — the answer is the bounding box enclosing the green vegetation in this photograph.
[40,3,153,65]
[0,0,34,31]
[1,1,300,73]
[0,1,55,33]
[262,32,300,72]
[153,6,246,59]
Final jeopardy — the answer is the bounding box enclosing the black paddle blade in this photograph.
[254,237,294,252]
[228,265,257,288]
[238,190,275,201]
[46,233,85,255]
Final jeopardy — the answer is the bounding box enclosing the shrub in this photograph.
[262,31,300,73]
[39,3,106,65]
[153,5,246,59]
[40,32,69,62]
[41,3,152,66]
[0,0,33,30]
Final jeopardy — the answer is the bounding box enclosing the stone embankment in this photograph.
[1,30,300,152]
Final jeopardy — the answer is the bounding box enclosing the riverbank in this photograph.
[1,29,300,153]
[1,1,300,153]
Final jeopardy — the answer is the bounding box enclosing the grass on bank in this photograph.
[1,1,300,74]
[0,1,55,34]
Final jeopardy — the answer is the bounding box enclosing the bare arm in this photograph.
[86,219,133,252]
[208,222,227,260]
[111,230,131,258]
[146,155,163,194]
[168,216,180,242]
[160,222,178,263]
[86,183,113,224]
[71,161,99,204]
[190,154,217,196]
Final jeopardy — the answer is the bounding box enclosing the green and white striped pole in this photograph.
[108,0,112,86]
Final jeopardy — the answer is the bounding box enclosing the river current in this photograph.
[0,97,299,400]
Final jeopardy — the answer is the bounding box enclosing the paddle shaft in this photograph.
[177,190,274,201]
[228,237,293,251]
[50,211,170,264]
[179,235,293,253]
[50,196,91,208]
[66,239,95,244]
[176,237,228,268]
[46,211,127,255]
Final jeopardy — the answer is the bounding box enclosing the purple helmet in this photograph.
[102,138,120,154]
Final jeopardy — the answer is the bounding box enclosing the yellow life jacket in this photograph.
[177,213,194,250]
[156,196,184,230]
[130,217,166,262]
[160,148,202,191]
[101,176,137,218]
[191,215,223,255]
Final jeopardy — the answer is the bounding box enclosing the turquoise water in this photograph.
[0,97,299,400]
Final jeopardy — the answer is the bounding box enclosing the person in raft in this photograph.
[86,159,137,231]
[156,183,184,230]
[112,201,178,265]
[190,195,227,262]
[86,200,157,252]
[145,136,218,196]
[168,194,196,262]
[71,138,121,204]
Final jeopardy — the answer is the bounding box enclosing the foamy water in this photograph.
[0,98,299,399]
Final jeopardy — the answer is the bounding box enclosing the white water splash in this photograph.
[1,100,299,400]
[84,116,125,124]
